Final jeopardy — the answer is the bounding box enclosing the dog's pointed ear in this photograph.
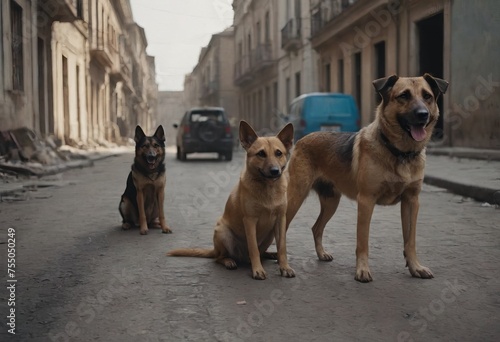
[134,126,146,144]
[373,75,399,103]
[277,123,294,151]
[239,120,258,150]
[154,125,165,142]
[423,73,449,101]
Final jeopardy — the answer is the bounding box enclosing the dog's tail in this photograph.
[167,248,217,258]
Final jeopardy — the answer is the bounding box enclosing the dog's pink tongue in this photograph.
[410,126,427,142]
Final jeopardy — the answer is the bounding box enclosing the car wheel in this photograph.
[225,152,232,161]
[176,146,181,160]
[179,147,187,161]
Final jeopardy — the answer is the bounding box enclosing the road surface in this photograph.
[1,149,499,341]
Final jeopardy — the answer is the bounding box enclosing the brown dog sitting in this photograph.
[281,74,448,282]
[168,121,295,280]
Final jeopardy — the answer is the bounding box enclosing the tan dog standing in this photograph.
[168,121,296,280]
[282,74,448,282]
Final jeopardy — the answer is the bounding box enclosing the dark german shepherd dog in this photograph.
[119,125,172,235]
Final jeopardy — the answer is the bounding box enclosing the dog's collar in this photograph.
[379,131,421,162]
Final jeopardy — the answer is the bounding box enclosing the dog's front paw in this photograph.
[280,266,295,278]
[318,251,334,261]
[122,222,132,230]
[408,263,434,279]
[140,227,149,235]
[223,258,237,270]
[252,268,267,280]
[355,267,373,283]
[161,226,173,234]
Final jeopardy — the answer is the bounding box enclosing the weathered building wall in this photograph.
[52,22,88,143]
[0,0,38,131]
[448,0,500,148]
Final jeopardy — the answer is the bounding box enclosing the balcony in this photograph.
[281,18,302,52]
[310,0,357,37]
[234,55,253,86]
[45,0,82,22]
[90,32,114,68]
[251,43,274,72]
[110,55,132,87]
[234,43,276,86]
[200,81,219,100]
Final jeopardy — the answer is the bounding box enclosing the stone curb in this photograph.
[424,175,500,205]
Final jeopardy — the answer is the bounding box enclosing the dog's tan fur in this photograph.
[168,121,296,280]
[283,74,448,282]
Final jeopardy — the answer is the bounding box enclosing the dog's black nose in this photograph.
[269,167,280,177]
[415,109,429,122]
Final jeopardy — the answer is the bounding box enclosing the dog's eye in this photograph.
[142,144,150,149]
[275,150,283,157]
[256,150,267,158]
[423,92,433,100]
[153,143,160,148]
[397,91,410,100]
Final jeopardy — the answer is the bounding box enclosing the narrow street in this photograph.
[1,149,499,341]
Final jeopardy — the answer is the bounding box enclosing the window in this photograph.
[295,72,301,97]
[265,12,270,42]
[273,81,278,113]
[338,59,344,93]
[285,77,291,108]
[353,52,362,111]
[256,21,261,44]
[324,63,331,92]
[11,0,23,90]
[295,0,301,33]
[77,0,83,18]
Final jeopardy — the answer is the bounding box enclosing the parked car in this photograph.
[286,93,360,140]
[173,107,234,161]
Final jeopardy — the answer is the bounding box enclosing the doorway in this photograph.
[62,56,70,143]
[417,12,444,141]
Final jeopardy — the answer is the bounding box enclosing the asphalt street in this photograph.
[0,149,499,341]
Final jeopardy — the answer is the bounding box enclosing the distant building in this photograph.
[0,0,158,147]
[157,91,186,146]
[184,27,238,127]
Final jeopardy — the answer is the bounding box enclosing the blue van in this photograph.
[287,93,360,140]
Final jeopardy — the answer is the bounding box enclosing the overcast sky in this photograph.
[129,0,234,91]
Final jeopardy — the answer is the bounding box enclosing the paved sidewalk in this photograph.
[0,146,132,197]
[425,150,500,205]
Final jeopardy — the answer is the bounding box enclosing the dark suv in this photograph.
[173,107,234,161]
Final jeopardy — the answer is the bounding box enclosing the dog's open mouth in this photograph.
[398,117,428,142]
[407,124,427,142]
[146,157,157,169]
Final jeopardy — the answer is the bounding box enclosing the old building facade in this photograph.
[277,0,318,117]
[184,28,238,126]
[0,0,157,147]
[185,0,498,149]
[309,0,499,148]
[232,0,281,132]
